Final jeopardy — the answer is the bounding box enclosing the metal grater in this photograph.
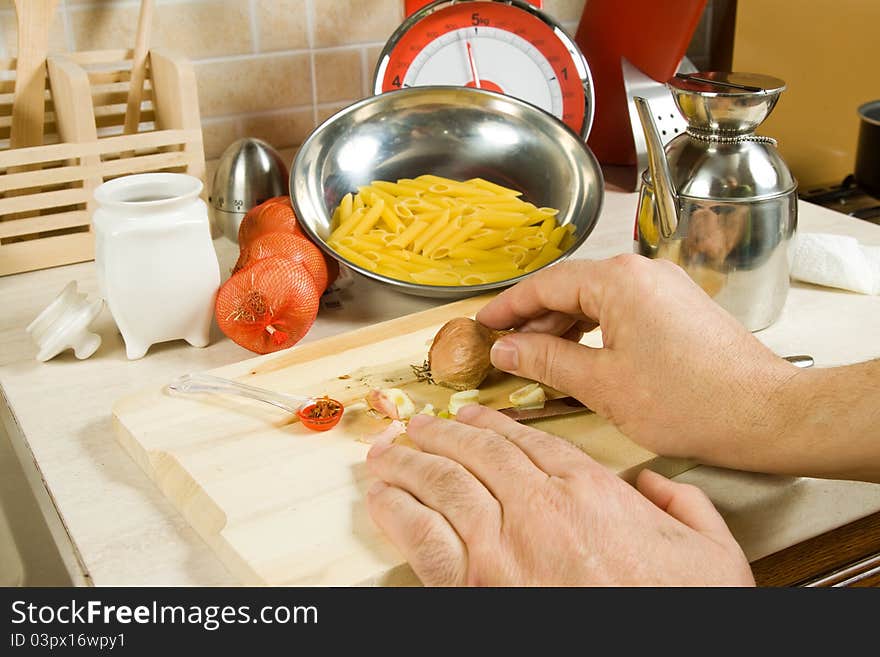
[622,56,695,190]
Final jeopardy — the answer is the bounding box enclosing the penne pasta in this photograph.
[524,244,564,273]
[412,209,450,254]
[328,207,365,242]
[547,225,568,249]
[463,231,507,251]
[352,198,385,235]
[338,193,353,221]
[329,241,379,271]
[378,204,404,233]
[326,175,564,285]
[389,219,430,248]
[471,210,532,228]
[431,219,485,259]
[410,269,462,285]
[422,216,463,257]
[468,177,523,196]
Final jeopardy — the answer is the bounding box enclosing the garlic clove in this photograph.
[509,382,546,410]
[448,389,480,416]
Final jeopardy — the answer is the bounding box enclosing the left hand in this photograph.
[365,405,754,586]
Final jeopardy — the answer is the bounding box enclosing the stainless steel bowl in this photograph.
[668,72,786,134]
[290,86,604,298]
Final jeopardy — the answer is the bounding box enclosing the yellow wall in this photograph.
[733,1,879,189]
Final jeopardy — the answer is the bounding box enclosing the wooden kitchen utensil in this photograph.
[121,0,154,159]
[113,295,696,586]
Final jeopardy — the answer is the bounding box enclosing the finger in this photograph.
[476,259,608,329]
[405,413,545,501]
[636,469,736,544]
[367,441,501,543]
[489,332,606,401]
[516,311,577,336]
[366,481,468,586]
[455,404,596,479]
[515,313,599,341]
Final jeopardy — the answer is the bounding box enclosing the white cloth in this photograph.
[790,233,880,295]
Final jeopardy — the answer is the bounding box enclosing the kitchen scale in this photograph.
[373,0,595,138]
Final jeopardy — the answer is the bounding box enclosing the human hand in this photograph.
[476,255,802,470]
[366,405,754,586]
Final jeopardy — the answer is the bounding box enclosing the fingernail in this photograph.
[454,403,480,421]
[490,338,519,371]
[368,480,387,496]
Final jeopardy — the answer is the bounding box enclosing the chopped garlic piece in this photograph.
[509,382,546,410]
[448,389,479,416]
[418,403,436,416]
[366,388,416,420]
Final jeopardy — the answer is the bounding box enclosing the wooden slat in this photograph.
[0,162,84,193]
[0,210,89,239]
[94,106,155,125]
[0,93,52,116]
[0,187,88,216]
[0,140,83,168]
[87,70,132,85]
[0,230,93,276]
[0,109,56,128]
[91,86,152,108]
[99,150,190,178]
[0,128,199,168]
[0,124,59,141]
[96,128,199,154]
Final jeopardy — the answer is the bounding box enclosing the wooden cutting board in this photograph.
[113,295,695,585]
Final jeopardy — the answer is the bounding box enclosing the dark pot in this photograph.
[855,100,880,197]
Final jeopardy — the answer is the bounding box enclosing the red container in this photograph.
[574,0,706,165]
[297,399,344,432]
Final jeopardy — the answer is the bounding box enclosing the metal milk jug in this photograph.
[634,72,797,331]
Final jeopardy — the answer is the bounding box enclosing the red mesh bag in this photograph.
[215,256,320,354]
[233,231,329,292]
[236,197,340,289]
[238,197,303,247]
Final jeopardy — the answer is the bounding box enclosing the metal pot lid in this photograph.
[669,72,786,96]
[858,99,880,124]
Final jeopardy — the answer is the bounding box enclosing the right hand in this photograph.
[476,255,803,469]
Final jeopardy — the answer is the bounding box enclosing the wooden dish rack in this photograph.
[0,48,205,276]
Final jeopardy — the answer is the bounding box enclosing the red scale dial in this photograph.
[374,0,594,137]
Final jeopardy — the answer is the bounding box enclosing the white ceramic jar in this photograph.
[93,173,220,360]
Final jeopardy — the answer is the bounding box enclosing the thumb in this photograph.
[636,469,736,544]
[489,332,601,400]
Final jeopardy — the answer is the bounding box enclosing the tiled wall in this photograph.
[1,0,722,162]
[0,0,587,160]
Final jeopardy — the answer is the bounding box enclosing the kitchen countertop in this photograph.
[2,191,880,586]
